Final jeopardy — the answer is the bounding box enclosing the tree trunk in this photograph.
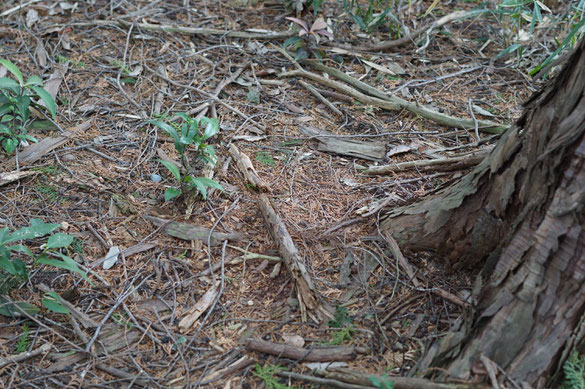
[381,38,585,387]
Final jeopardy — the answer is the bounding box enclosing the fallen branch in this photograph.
[305,62,507,134]
[318,367,489,389]
[0,343,52,369]
[257,194,331,321]
[55,20,295,40]
[245,338,356,362]
[363,149,490,175]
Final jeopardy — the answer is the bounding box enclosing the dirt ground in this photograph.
[0,0,555,387]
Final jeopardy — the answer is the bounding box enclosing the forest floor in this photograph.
[0,0,571,387]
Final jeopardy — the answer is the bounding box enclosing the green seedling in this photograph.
[16,324,31,352]
[0,59,57,154]
[150,113,224,202]
[253,364,292,389]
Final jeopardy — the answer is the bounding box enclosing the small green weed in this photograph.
[328,305,355,345]
[253,364,292,389]
[328,305,352,328]
[16,324,31,352]
[35,183,59,201]
[560,351,585,389]
[283,17,332,60]
[31,165,61,176]
[150,113,224,202]
[369,374,395,389]
[112,313,134,330]
[247,88,261,104]
[0,59,57,154]
[256,151,276,167]
[343,0,400,35]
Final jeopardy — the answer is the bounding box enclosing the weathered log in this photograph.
[245,338,356,362]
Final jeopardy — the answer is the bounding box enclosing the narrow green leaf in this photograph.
[0,59,24,85]
[25,75,43,87]
[37,252,91,284]
[0,296,39,317]
[46,233,74,249]
[0,77,20,93]
[164,187,182,201]
[42,293,70,315]
[7,220,61,243]
[201,117,219,140]
[30,86,57,118]
[158,160,181,182]
[7,244,34,257]
[150,120,181,143]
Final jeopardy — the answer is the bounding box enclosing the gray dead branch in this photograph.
[144,215,244,246]
[257,194,332,322]
[245,338,359,362]
[363,149,490,175]
[299,125,386,161]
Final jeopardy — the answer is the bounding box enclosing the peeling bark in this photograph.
[381,37,585,386]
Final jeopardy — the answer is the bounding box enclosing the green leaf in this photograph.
[25,75,43,87]
[46,233,74,249]
[7,244,34,257]
[36,252,91,284]
[201,117,219,140]
[0,77,20,93]
[2,137,17,154]
[0,255,25,277]
[283,36,302,48]
[7,220,61,243]
[0,59,24,85]
[158,160,181,182]
[0,296,39,317]
[42,292,70,315]
[15,95,31,122]
[150,119,181,143]
[164,187,182,201]
[30,86,57,118]
[187,177,224,200]
[0,103,14,117]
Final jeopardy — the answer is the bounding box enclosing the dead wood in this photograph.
[317,367,488,389]
[245,338,356,362]
[364,149,490,175]
[0,343,52,369]
[299,125,386,161]
[303,62,508,134]
[257,194,332,321]
[229,144,271,191]
[3,120,92,169]
[144,215,244,245]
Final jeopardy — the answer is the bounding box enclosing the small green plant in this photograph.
[327,305,355,345]
[369,374,395,389]
[328,305,352,328]
[0,59,57,153]
[284,17,333,60]
[150,113,224,201]
[329,325,355,345]
[35,183,59,202]
[0,219,90,283]
[256,151,276,167]
[112,312,134,330]
[560,351,585,389]
[253,364,292,389]
[247,88,261,104]
[16,324,31,352]
[342,0,400,35]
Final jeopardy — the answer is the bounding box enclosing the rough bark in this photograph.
[381,37,585,386]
